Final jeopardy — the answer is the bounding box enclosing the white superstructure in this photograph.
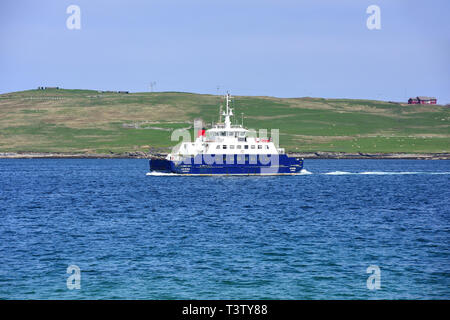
[167,93,285,161]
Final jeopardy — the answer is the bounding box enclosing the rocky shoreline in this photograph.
[1,151,449,160]
[290,151,450,160]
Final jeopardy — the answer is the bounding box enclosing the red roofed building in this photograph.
[408,96,437,105]
[408,97,419,104]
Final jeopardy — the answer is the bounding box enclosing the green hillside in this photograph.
[0,89,449,154]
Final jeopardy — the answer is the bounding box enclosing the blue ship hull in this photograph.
[150,154,303,175]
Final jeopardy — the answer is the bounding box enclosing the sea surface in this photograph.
[0,159,449,299]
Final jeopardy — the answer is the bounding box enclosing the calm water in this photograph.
[0,159,449,299]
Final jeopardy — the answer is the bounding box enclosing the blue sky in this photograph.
[1,0,449,103]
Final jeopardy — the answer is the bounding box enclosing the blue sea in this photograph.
[0,159,449,299]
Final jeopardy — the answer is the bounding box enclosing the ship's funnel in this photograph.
[194,118,204,139]
[197,129,206,137]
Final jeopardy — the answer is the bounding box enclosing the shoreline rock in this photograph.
[289,152,450,160]
[0,151,449,160]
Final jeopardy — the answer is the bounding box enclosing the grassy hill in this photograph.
[0,88,449,154]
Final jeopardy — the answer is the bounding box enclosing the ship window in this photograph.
[220,132,226,136]
[258,145,262,149]
[216,145,220,149]
[237,145,241,149]
[244,145,249,149]
[223,145,227,149]
[230,145,235,149]
[251,145,256,149]
[239,132,245,137]
[265,145,269,149]
[227,132,233,136]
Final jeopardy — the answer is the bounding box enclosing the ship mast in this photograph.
[223,92,233,129]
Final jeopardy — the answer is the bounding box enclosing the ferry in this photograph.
[149,93,304,175]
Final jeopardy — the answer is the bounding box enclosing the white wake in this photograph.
[146,170,450,176]
[322,171,450,175]
[146,171,181,176]
[359,171,419,175]
[323,171,353,175]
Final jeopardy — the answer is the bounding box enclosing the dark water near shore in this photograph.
[0,159,449,299]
